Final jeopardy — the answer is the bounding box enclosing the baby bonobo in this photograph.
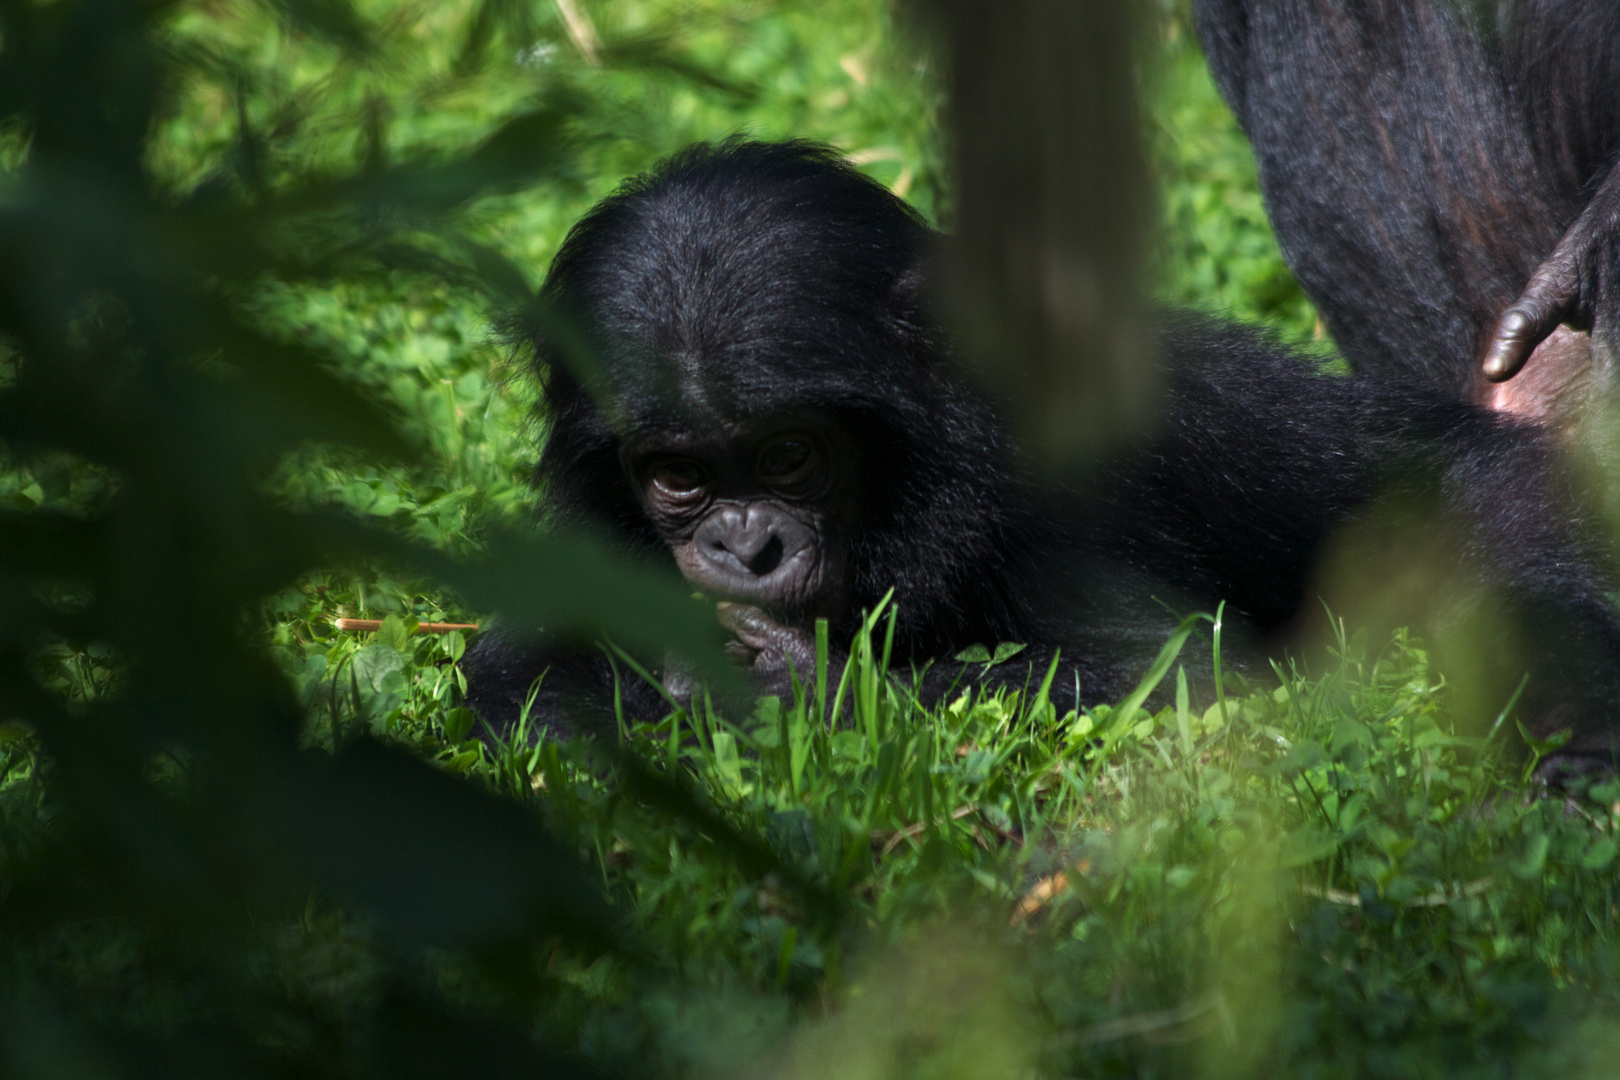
[464,139,1620,777]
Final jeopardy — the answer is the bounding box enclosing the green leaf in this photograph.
[1099,611,1209,749]
[767,809,817,866]
[354,642,406,692]
[1515,721,1573,757]
[710,731,743,798]
[377,615,411,653]
[1513,832,1551,880]
[989,641,1028,664]
[1331,717,1375,753]
[443,630,467,662]
[1165,865,1198,890]
[1281,828,1339,868]
[1275,739,1326,778]
[444,707,475,744]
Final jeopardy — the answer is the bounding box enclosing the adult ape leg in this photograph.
[1425,409,1620,768]
[1191,0,1620,411]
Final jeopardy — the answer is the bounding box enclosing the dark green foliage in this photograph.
[4,0,1611,1077]
[0,0,749,1073]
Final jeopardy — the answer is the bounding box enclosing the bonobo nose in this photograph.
[694,505,811,579]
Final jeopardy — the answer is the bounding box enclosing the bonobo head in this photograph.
[526,139,1021,660]
[619,410,859,626]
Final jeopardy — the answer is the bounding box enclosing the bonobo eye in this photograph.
[649,457,707,495]
[756,437,820,487]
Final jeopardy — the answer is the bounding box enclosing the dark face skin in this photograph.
[621,411,859,690]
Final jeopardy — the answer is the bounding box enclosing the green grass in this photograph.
[9,1,1618,1077]
[256,600,1620,1077]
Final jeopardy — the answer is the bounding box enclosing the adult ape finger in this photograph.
[1482,166,1620,382]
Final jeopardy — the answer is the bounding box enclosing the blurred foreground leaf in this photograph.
[0,0,732,1073]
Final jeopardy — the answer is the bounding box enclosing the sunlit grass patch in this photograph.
[368,606,1620,1077]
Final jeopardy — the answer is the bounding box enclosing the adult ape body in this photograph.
[1192,0,1620,418]
[464,141,1620,771]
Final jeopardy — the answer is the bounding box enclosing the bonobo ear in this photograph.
[893,260,930,305]
[526,299,606,389]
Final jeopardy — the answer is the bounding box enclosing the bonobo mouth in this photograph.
[671,540,842,631]
[684,585,809,624]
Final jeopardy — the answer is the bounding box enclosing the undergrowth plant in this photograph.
[270,602,1619,1079]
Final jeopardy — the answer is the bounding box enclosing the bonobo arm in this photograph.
[464,606,846,741]
[466,605,1173,741]
[1482,165,1620,382]
[718,605,1194,725]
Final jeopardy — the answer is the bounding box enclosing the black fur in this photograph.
[464,140,1620,766]
[1193,0,1620,398]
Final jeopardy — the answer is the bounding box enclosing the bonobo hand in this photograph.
[659,604,838,710]
[715,601,823,699]
[1482,168,1620,383]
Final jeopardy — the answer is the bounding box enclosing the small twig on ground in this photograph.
[1058,991,1228,1047]
[873,804,977,856]
[1297,878,1492,908]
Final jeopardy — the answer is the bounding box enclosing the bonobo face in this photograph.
[621,412,858,628]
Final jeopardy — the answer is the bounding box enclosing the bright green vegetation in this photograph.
[273,605,1620,1078]
[1146,17,1324,347]
[5,1,1616,1078]
[556,612,1620,1072]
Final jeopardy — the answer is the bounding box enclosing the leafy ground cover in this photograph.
[5,1,1619,1077]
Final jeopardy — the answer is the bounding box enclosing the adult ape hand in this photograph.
[1482,167,1620,383]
